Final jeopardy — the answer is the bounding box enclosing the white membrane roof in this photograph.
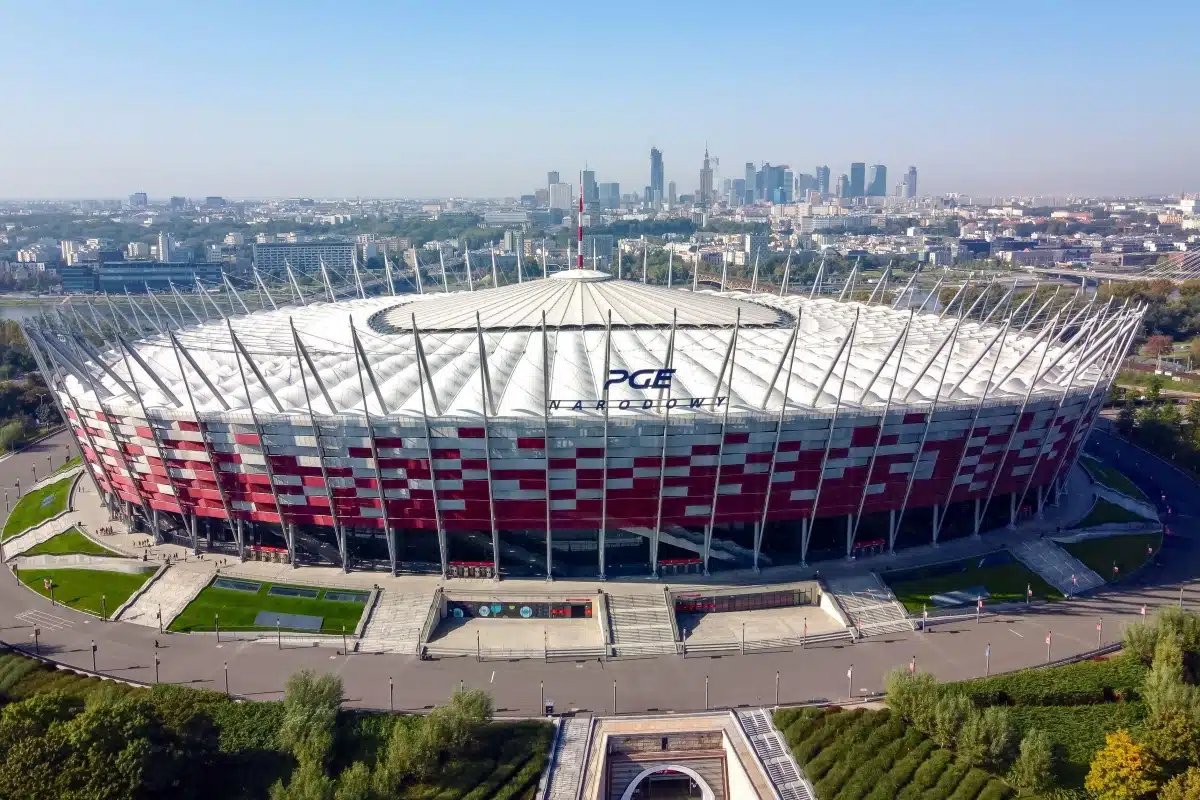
[62,274,1105,420]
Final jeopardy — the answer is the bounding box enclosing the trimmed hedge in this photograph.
[834,728,925,800]
[952,654,1146,707]
[927,760,970,799]
[1010,702,1148,788]
[863,739,936,800]
[896,749,952,800]
[946,767,992,800]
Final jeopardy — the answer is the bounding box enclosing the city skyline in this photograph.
[2,0,1198,199]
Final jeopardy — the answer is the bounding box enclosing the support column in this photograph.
[844,514,853,557]
[598,312,613,579]
[751,521,762,573]
[1009,493,1016,528]
[974,498,981,531]
[295,323,348,571]
[931,505,939,546]
[411,319,448,577]
[800,518,810,567]
[650,313,678,576]
[190,513,199,553]
[541,312,553,581]
[888,510,896,550]
[704,311,741,575]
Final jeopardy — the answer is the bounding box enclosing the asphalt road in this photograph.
[0,428,1194,716]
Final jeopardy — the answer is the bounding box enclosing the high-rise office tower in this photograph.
[849,162,866,198]
[905,166,918,199]
[816,166,831,196]
[549,182,573,211]
[129,192,148,208]
[582,170,598,204]
[598,182,621,209]
[836,174,850,198]
[699,148,714,207]
[867,165,887,197]
[157,230,173,263]
[731,178,746,206]
[744,162,756,204]
[650,148,664,203]
[547,171,559,205]
[667,181,677,208]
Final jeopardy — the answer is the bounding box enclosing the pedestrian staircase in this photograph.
[356,591,437,654]
[736,708,816,800]
[824,574,915,637]
[606,593,678,656]
[1011,538,1105,596]
[542,717,592,800]
[3,515,76,559]
[117,566,211,628]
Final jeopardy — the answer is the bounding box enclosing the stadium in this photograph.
[24,266,1141,579]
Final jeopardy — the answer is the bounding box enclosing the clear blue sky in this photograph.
[4,0,1198,199]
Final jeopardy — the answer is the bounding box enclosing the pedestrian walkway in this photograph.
[3,515,76,559]
[737,708,815,800]
[356,591,437,655]
[823,574,914,636]
[606,593,677,656]
[116,565,213,628]
[1011,538,1105,596]
[543,717,592,800]
[14,553,151,574]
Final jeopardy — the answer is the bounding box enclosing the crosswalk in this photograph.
[15,609,74,630]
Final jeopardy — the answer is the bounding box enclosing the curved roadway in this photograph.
[0,428,1192,716]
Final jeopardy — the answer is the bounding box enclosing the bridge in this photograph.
[1023,249,1200,285]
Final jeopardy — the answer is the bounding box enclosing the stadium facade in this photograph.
[24,269,1142,579]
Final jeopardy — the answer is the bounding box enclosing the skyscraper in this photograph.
[744,162,756,204]
[849,163,866,198]
[547,171,559,205]
[815,166,831,196]
[129,192,148,208]
[582,170,597,204]
[667,181,677,208]
[699,148,714,207]
[598,182,621,209]
[549,182,573,211]
[649,148,664,204]
[867,165,887,197]
[904,167,918,199]
[836,174,850,198]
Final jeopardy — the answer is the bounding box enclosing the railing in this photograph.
[418,587,444,653]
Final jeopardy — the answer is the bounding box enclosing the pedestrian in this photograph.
[154,639,159,649]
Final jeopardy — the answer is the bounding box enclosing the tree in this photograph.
[278,670,343,763]
[1085,729,1159,800]
[1117,400,1136,436]
[333,762,374,800]
[1144,335,1174,359]
[958,706,1014,770]
[884,668,938,728]
[1008,728,1054,796]
[1160,767,1200,800]
[932,692,973,748]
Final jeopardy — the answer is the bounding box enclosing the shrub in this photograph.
[1008,728,1054,796]
[834,728,924,800]
[959,706,1014,770]
[954,654,1146,707]
[896,748,952,800]
[812,714,904,796]
[1084,729,1158,800]
[927,759,970,799]
[863,739,935,800]
[947,767,992,800]
[1160,766,1200,800]
[886,668,939,723]
[976,779,1013,800]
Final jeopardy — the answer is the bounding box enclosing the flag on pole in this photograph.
[986,645,991,657]
[1097,622,1102,631]
[1045,633,1052,645]
[977,599,983,610]
[1141,605,1147,617]
[846,667,852,679]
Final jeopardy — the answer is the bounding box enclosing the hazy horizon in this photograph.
[4,0,1198,200]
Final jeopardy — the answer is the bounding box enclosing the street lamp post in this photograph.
[775,671,780,709]
[389,677,394,712]
[224,662,229,696]
[1097,618,1103,648]
[540,680,544,715]
[90,640,97,672]
[613,680,617,715]
[32,628,39,656]
[1045,631,1052,663]
[101,594,107,621]
[847,664,853,699]
[985,643,991,677]
[705,675,709,710]
[154,654,160,684]
[342,624,347,656]
[214,613,219,643]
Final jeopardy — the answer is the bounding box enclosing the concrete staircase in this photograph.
[542,717,592,800]
[824,574,914,637]
[1011,538,1105,596]
[3,515,76,559]
[737,708,815,800]
[606,593,678,657]
[117,566,212,628]
[357,591,437,655]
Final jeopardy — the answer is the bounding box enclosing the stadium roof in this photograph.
[57,273,1127,421]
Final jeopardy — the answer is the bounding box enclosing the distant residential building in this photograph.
[582,235,615,268]
[743,233,769,259]
[127,242,150,259]
[483,211,529,225]
[204,196,226,207]
[252,241,355,274]
[849,163,866,198]
[169,196,188,211]
[534,188,549,205]
[867,165,887,197]
[60,240,80,264]
[549,182,573,211]
[157,231,174,263]
[224,232,245,246]
[129,192,148,208]
[650,148,664,203]
[503,229,525,254]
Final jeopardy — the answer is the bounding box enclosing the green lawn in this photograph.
[885,554,1064,613]
[169,579,370,634]
[2,475,74,539]
[1061,532,1162,580]
[1077,497,1151,528]
[51,455,82,476]
[1081,456,1148,501]
[17,567,153,617]
[22,527,122,557]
